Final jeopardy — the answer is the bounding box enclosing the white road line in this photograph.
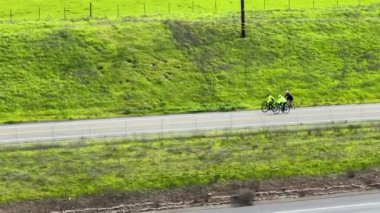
[276,202,380,213]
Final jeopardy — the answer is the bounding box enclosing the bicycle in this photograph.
[287,100,295,109]
[273,103,291,114]
[261,101,275,113]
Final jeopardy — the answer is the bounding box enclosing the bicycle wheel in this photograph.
[261,102,269,113]
[273,106,280,114]
[288,101,295,109]
[283,105,290,114]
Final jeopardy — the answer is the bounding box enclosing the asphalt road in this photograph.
[0,103,379,143]
[180,191,380,213]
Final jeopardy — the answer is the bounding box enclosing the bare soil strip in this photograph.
[1,169,379,213]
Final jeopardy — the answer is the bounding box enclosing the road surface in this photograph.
[179,191,380,213]
[0,103,379,143]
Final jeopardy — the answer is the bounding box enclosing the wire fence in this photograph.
[1,104,380,144]
[0,0,378,21]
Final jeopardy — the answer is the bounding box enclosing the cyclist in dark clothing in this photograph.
[285,91,294,108]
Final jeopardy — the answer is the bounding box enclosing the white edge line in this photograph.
[275,202,380,213]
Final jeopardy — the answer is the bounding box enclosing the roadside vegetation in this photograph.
[0,122,379,204]
[0,4,379,123]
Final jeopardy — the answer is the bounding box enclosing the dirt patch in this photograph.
[1,169,380,213]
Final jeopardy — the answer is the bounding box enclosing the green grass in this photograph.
[0,122,379,204]
[0,5,379,123]
[0,0,379,20]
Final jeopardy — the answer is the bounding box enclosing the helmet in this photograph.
[285,90,289,94]
[278,95,282,98]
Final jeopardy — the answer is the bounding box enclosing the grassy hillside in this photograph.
[0,122,379,203]
[0,0,378,20]
[0,5,379,122]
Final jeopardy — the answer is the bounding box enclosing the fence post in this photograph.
[9,9,13,21]
[337,0,339,6]
[194,116,198,137]
[64,7,66,20]
[51,125,55,141]
[168,2,171,14]
[263,110,266,128]
[117,5,120,18]
[288,0,291,9]
[313,0,315,8]
[87,124,91,139]
[329,109,332,124]
[38,7,41,20]
[296,107,299,130]
[160,118,164,139]
[192,1,194,13]
[144,3,146,16]
[214,0,217,13]
[124,120,128,137]
[229,112,233,135]
[90,2,93,18]
[15,127,18,142]
[360,106,363,120]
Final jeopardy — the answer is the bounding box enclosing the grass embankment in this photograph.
[1,0,378,20]
[0,5,379,122]
[0,122,379,204]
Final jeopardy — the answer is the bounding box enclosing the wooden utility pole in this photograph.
[240,0,246,38]
[90,2,93,18]
[64,7,67,20]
